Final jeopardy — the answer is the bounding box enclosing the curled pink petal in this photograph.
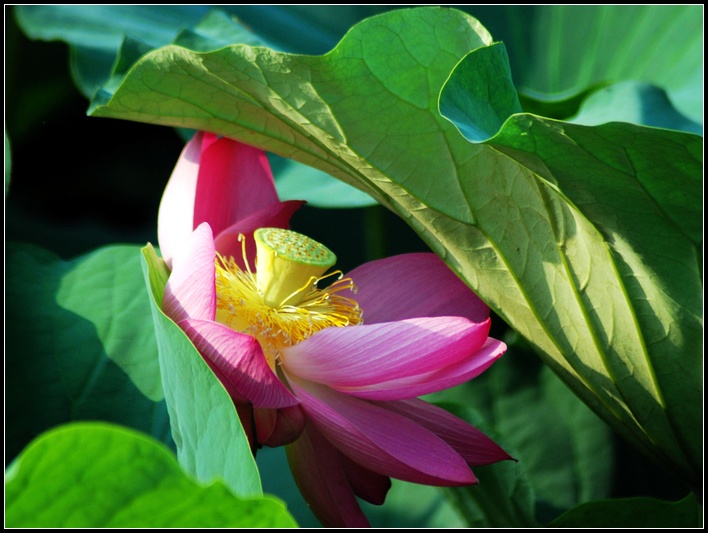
[374,398,513,466]
[214,199,305,269]
[336,338,506,400]
[349,253,490,324]
[340,454,391,505]
[286,422,370,528]
[181,318,299,409]
[193,135,281,238]
[157,131,204,267]
[282,317,490,388]
[256,405,306,447]
[162,222,216,323]
[254,407,277,444]
[204,356,249,404]
[235,402,256,452]
[288,377,477,486]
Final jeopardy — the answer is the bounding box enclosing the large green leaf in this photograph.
[5,422,297,528]
[88,7,702,490]
[6,243,169,462]
[140,244,262,497]
[445,46,701,490]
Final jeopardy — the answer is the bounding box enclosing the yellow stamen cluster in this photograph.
[215,229,363,368]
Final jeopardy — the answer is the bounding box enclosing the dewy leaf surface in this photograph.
[141,244,262,497]
[6,243,170,462]
[5,423,297,528]
[90,6,702,489]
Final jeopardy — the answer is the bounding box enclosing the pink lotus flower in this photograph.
[159,132,511,527]
[158,131,303,269]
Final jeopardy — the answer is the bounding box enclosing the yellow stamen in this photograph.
[215,229,363,368]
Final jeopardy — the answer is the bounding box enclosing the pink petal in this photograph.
[157,131,204,267]
[282,317,491,388]
[286,422,370,528]
[234,402,256,452]
[162,222,216,323]
[255,405,306,447]
[254,407,277,443]
[337,338,507,400]
[340,454,391,505]
[348,253,489,324]
[288,377,477,486]
[181,318,299,409]
[203,355,249,404]
[213,200,305,270]
[193,134,281,239]
[375,398,513,466]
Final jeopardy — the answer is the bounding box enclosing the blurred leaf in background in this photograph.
[6,243,170,463]
[550,493,702,528]
[4,128,10,198]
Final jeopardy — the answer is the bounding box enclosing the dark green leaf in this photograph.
[141,244,262,497]
[6,423,297,528]
[4,128,10,198]
[6,243,169,462]
[445,461,537,528]
[549,493,701,528]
